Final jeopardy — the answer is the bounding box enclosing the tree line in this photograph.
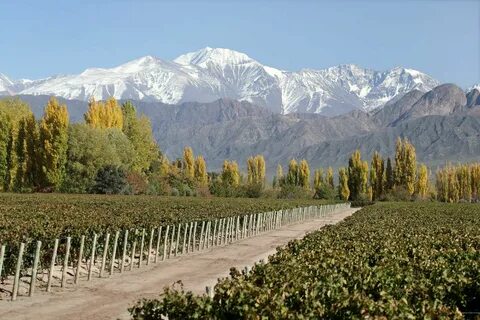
[0,96,478,202]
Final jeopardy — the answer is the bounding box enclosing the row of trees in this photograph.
[436,163,480,203]
[0,97,159,193]
[1,96,478,202]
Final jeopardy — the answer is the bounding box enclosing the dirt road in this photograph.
[0,207,358,320]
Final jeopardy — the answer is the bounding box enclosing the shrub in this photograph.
[90,165,130,194]
[278,185,312,199]
[314,185,336,200]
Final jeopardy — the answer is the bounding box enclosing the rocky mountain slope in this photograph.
[15,84,480,174]
[1,47,439,116]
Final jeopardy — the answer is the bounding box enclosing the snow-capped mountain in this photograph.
[468,83,480,92]
[1,47,440,115]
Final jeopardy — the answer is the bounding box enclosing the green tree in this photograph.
[286,159,298,186]
[0,98,34,191]
[62,124,135,193]
[14,113,38,191]
[121,101,158,173]
[38,97,69,190]
[90,165,129,194]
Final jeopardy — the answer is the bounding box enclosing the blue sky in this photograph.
[0,0,479,87]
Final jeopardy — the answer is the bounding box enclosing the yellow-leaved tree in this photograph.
[194,155,208,186]
[338,167,350,201]
[85,97,123,129]
[183,147,195,179]
[39,97,69,190]
[416,164,429,198]
[298,159,310,189]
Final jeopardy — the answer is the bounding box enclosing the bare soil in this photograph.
[0,207,358,320]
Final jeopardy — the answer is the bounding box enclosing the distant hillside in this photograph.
[9,84,480,175]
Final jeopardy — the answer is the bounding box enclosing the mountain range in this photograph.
[2,47,480,174]
[12,83,480,175]
[0,47,441,116]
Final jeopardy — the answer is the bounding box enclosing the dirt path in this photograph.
[1,207,358,320]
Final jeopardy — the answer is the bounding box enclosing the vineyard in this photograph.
[0,193,334,301]
[130,202,480,319]
[0,193,328,244]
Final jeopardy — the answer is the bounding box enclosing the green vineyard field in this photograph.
[130,202,480,319]
[0,193,327,244]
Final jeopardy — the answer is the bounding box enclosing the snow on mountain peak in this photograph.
[174,47,255,67]
[467,83,480,92]
[0,48,441,116]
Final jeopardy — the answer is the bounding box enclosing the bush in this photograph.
[314,185,336,200]
[350,192,374,207]
[126,171,148,195]
[383,186,412,202]
[90,165,130,195]
[243,183,264,198]
[278,185,312,199]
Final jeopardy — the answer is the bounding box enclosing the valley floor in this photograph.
[0,207,357,320]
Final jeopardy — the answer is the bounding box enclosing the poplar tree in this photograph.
[457,165,471,202]
[326,167,334,189]
[370,151,384,200]
[274,164,284,188]
[298,159,310,189]
[313,168,324,189]
[471,164,480,200]
[348,150,368,200]
[247,155,266,186]
[222,160,240,187]
[39,97,69,190]
[183,147,195,179]
[385,157,394,191]
[338,167,350,201]
[85,98,123,129]
[256,155,266,186]
[121,101,158,173]
[194,155,208,186]
[416,164,429,198]
[395,137,417,195]
[286,159,298,186]
[14,113,38,190]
